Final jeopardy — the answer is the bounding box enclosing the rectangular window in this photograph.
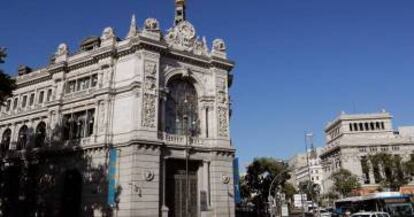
[6,100,11,111]
[84,77,90,89]
[22,95,27,108]
[91,74,98,87]
[47,89,52,101]
[38,91,44,104]
[87,109,95,136]
[62,109,96,140]
[66,81,76,93]
[29,93,35,106]
[13,98,18,110]
[77,79,83,91]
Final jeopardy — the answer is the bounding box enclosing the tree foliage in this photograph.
[282,182,297,203]
[299,180,320,202]
[241,158,291,214]
[0,124,117,217]
[368,153,411,191]
[0,48,16,105]
[404,152,414,177]
[330,169,361,197]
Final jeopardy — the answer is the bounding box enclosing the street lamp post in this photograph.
[181,97,197,217]
[267,164,290,217]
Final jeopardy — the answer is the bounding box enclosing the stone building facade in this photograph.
[0,1,236,217]
[320,111,414,195]
[289,148,325,194]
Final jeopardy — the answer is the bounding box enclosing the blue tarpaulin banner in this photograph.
[107,147,117,206]
[233,158,241,204]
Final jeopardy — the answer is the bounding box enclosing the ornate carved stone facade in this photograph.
[320,111,414,194]
[0,3,235,217]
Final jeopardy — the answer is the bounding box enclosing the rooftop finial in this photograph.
[175,0,186,25]
[126,14,138,39]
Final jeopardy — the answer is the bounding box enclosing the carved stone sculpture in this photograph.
[101,27,115,40]
[212,39,226,52]
[56,43,68,56]
[142,94,156,128]
[164,21,208,56]
[217,107,228,137]
[144,18,160,31]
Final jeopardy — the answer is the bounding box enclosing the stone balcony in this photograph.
[157,132,205,146]
[63,87,98,100]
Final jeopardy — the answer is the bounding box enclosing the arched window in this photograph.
[17,125,29,150]
[359,123,364,132]
[165,78,199,136]
[35,122,47,148]
[364,123,369,131]
[1,129,11,153]
[354,123,358,131]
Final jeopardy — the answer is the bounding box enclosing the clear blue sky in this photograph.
[1,0,414,169]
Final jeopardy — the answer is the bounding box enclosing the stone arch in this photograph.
[1,128,12,152]
[163,67,206,98]
[17,125,29,150]
[35,121,47,148]
[164,75,200,136]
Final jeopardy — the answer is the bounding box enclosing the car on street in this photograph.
[351,212,391,217]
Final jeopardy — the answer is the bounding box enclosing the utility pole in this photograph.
[305,132,314,214]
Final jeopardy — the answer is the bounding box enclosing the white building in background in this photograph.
[289,147,325,194]
[0,1,236,217]
[320,111,414,195]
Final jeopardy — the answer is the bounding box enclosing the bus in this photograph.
[335,192,414,217]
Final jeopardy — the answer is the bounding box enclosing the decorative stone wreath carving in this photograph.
[222,175,230,184]
[143,170,155,181]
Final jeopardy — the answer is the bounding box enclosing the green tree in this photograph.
[321,191,339,207]
[403,152,414,177]
[0,48,16,105]
[242,158,291,215]
[369,153,410,191]
[298,180,320,202]
[330,169,361,197]
[282,182,297,204]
